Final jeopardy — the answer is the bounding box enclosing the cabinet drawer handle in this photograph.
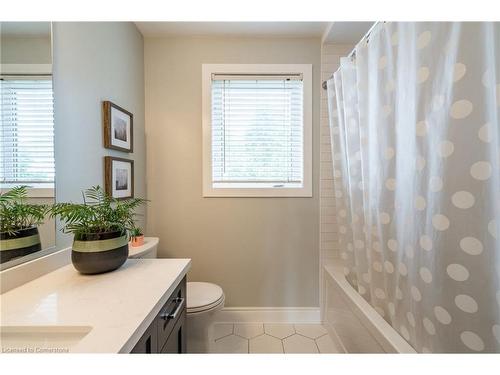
[161,297,185,321]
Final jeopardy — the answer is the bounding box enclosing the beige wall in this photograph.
[145,37,321,307]
[53,22,146,249]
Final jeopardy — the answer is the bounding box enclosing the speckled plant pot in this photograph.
[0,226,42,264]
[72,230,128,274]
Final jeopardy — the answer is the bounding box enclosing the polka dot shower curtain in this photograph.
[327,22,499,353]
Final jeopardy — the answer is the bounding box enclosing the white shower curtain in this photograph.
[327,22,499,353]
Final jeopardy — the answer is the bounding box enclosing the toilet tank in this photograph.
[128,237,159,259]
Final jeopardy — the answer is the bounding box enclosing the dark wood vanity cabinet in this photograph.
[130,276,186,354]
[160,310,186,353]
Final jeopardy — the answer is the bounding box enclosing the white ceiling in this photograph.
[135,22,329,38]
[1,21,373,42]
[135,21,375,44]
[1,22,51,37]
[323,22,374,43]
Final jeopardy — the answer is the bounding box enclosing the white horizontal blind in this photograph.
[211,75,304,187]
[0,78,55,184]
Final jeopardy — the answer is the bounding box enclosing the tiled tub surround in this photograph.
[0,259,191,353]
[211,323,342,353]
[318,43,354,317]
[323,264,416,353]
[319,43,353,261]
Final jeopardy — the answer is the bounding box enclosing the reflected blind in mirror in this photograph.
[0,78,54,184]
[211,75,304,187]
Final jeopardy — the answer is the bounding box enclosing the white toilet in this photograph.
[186,281,225,353]
[128,239,224,353]
[127,237,159,259]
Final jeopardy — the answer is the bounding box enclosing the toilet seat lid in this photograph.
[187,282,224,310]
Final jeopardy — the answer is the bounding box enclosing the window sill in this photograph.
[0,183,55,198]
[203,185,312,198]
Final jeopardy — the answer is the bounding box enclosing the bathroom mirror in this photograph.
[0,22,55,270]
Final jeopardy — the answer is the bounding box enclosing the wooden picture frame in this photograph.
[104,156,134,199]
[103,101,134,153]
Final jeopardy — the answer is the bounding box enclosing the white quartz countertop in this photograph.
[0,258,191,353]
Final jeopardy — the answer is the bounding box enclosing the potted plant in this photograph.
[129,227,144,247]
[53,186,147,274]
[0,186,50,264]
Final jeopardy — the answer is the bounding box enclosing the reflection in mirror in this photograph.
[0,22,55,270]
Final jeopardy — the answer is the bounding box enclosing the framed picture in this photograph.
[103,101,133,152]
[104,157,134,199]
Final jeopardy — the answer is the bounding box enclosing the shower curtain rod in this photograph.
[321,21,382,90]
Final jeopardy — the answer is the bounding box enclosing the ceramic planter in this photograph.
[72,230,128,274]
[130,235,144,247]
[0,226,42,264]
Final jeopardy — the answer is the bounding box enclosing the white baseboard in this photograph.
[215,307,321,324]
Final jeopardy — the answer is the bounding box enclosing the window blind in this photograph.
[0,78,55,184]
[211,75,304,187]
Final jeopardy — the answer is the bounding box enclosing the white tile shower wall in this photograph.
[319,43,353,318]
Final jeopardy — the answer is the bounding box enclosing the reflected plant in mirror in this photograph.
[0,186,50,264]
[52,186,147,275]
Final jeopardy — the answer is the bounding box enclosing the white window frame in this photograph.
[1,66,55,197]
[202,64,312,198]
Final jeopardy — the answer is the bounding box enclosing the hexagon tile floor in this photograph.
[211,323,342,353]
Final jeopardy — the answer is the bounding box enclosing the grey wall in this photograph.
[145,36,321,307]
[53,22,146,248]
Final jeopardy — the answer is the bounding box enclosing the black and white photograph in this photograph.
[115,167,128,190]
[113,117,128,142]
[103,101,133,152]
[104,156,134,199]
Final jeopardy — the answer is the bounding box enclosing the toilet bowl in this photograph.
[186,282,225,353]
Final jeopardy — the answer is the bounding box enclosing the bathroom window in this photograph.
[202,64,312,197]
[0,77,55,189]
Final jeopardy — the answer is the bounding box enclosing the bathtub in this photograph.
[322,264,417,353]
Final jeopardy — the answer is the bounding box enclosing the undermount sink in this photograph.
[0,325,92,353]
